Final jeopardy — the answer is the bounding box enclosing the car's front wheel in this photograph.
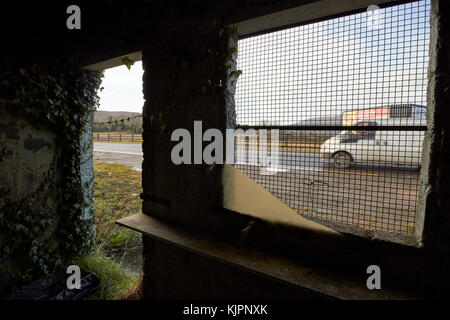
[333,151,352,169]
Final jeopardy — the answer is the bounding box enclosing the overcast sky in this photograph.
[235,0,430,125]
[97,61,144,113]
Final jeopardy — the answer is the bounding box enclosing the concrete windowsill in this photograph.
[117,213,418,300]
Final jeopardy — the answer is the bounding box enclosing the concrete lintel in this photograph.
[83,51,142,71]
[233,0,404,38]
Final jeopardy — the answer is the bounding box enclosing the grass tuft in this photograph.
[74,251,139,300]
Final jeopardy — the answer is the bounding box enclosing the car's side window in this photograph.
[359,130,376,140]
[350,121,377,141]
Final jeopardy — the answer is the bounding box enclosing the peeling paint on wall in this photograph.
[0,108,61,200]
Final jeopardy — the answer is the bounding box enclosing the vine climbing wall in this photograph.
[0,60,102,292]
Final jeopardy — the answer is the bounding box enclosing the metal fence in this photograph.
[93,132,143,143]
[234,0,430,239]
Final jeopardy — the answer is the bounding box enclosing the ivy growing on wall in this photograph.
[0,58,103,282]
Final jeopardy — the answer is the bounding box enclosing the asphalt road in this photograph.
[94,142,143,155]
[94,142,420,236]
[93,142,320,171]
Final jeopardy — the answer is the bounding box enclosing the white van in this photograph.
[319,118,425,169]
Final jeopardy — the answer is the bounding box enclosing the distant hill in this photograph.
[93,110,143,133]
[94,110,141,122]
[293,114,342,136]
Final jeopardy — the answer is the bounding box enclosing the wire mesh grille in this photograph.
[233,0,430,237]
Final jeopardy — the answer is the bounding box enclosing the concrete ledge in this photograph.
[117,213,418,299]
[83,51,142,71]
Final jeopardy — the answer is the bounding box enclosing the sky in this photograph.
[97,61,144,113]
[235,0,430,125]
[97,0,430,124]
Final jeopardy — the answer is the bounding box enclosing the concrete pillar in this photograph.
[138,9,254,298]
[421,0,450,296]
[140,15,237,228]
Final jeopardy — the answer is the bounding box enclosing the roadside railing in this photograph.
[93,132,143,143]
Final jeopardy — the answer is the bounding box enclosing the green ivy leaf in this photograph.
[120,56,135,70]
[229,47,237,55]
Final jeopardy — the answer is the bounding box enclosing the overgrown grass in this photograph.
[76,163,143,299]
[74,250,139,300]
[93,162,142,253]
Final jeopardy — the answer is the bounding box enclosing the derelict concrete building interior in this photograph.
[0,0,449,299]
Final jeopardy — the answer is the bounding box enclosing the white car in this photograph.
[320,118,425,169]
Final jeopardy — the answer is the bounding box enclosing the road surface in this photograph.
[94,142,143,155]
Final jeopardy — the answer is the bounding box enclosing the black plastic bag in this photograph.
[6,270,100,300]
[53,271,100,300]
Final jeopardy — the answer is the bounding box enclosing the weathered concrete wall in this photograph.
[419,0,450,296]
[0,108,60,200]
[0,107,62,292]
[0,105,96,293]
[141,236,331,299]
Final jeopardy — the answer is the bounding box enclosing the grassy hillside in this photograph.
[94,111,142,133]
